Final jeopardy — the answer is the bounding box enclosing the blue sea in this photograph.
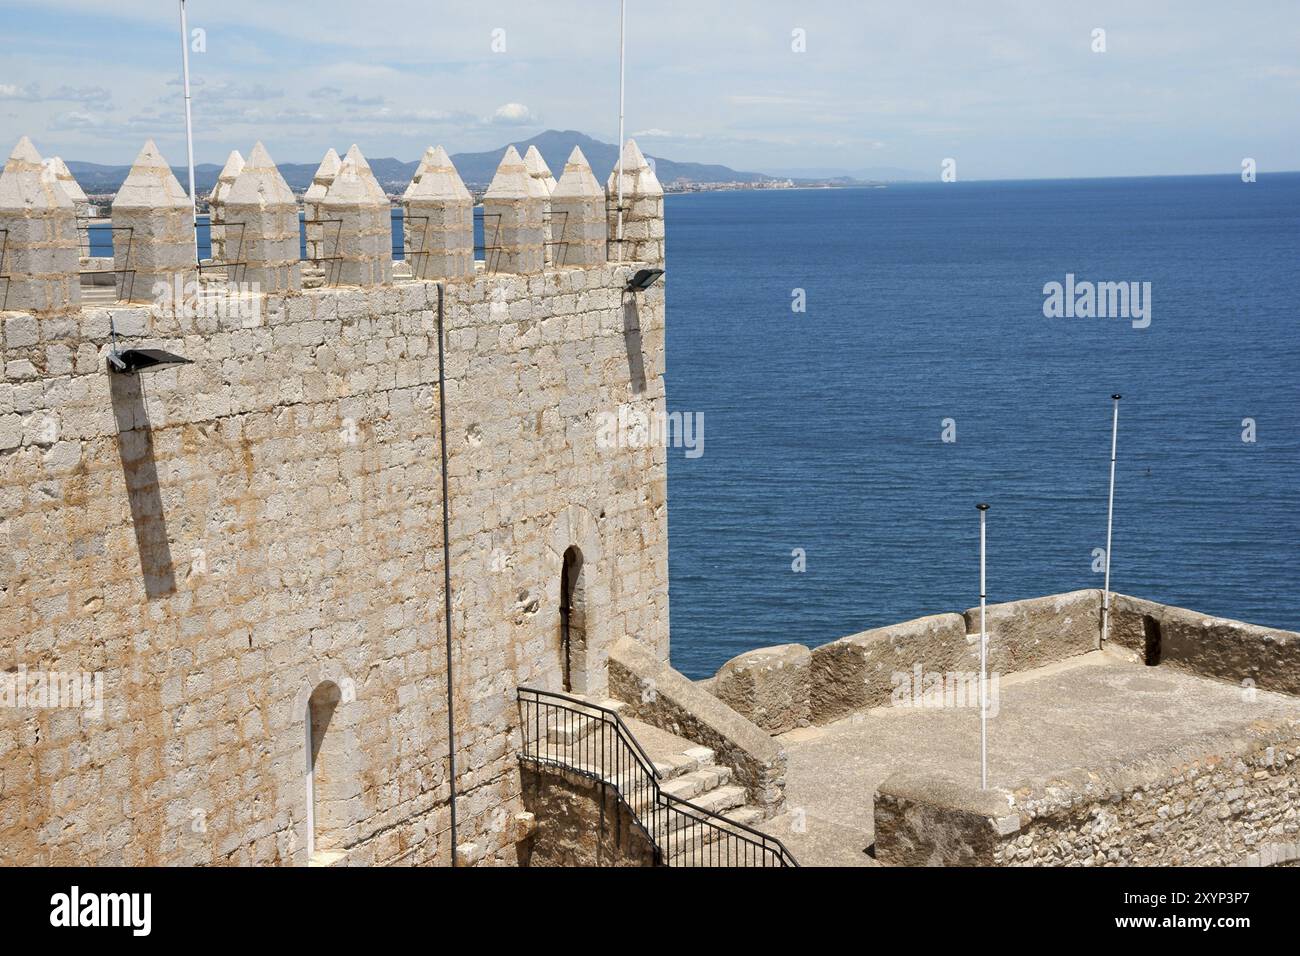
[663,175,1300,678]
[89,176,1300,679]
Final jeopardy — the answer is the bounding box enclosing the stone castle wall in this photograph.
[874,719,1300,867]
[1,248,667,863]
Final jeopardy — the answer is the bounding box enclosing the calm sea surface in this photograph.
[662,176,1300,678]
[91,176,1299,679]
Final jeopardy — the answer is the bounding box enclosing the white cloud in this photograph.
[489,102,536,126]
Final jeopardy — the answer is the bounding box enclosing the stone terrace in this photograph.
[758,650,1300,866]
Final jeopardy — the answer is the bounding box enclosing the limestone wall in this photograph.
[1108,592,1300,696]
[518,762,658,866]
[0,260,668,865]
[608,637,786,815]
[711,589,1102,729]
[875,719,1300,867]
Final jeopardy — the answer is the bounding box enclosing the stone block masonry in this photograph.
[0,137,81,317]
[222,143,300,293]
[875,718,1300,866]
[109,140,195,304]
[0,240,668,864]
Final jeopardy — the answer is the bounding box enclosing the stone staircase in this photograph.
[526,692,776,865]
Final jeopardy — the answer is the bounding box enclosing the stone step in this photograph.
[680,784,746,816]
[544,713,599,745]
[659,765,731,801]
[725,806,765,828]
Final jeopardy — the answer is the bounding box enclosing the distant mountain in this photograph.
[65,130,780,194]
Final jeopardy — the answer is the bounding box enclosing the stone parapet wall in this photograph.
[608,637,786,815]
[875,719,1300,866]
[712,643,810,734]
[714,589,1102,729]
[1108,593,1300,696]
[0,260,668,865]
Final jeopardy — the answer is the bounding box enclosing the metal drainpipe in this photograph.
[435,281,459,865]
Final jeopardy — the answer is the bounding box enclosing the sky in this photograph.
[0,0,1297,180]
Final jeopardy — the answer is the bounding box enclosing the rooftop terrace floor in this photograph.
[758,650,1300,867]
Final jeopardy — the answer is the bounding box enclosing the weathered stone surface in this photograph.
[482,146,544,275]
[321,145,391,287]
[523,146,556,267]
[0,259,668,866]
[961,588,1101,674]
[606,139,663,264]
[608,637,786,815]
[992,720,1300,866]
[0,137,80,315]
[304,148,341,266]
[551,146,606,268]
[712,643,810,734]
[1107,592,1300,695]
[222,142,300,292]
[401,145,474,281]
[206,150,244,264]
[874,773,1013,866]
[809,613,967,724]
[110,139,195,303]
[519,763,658,866]
[42,156,91,218]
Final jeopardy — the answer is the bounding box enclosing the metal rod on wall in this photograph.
[1101,394,1121,648]
[177,0,198,260]
[977,502,989,790]
[615,0,626,255]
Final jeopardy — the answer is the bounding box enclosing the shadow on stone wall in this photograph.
[109,370,176,598]
[518,763,658,867]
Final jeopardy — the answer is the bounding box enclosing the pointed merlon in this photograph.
[403,145,439,200]
[606,138,663,198]
[42,156,89,205]
[0,136,80,315]
[305,147,342,202]
[327,144,388,205]
[208,149,245,203]
[552,146,603,200]
[113,139,191,210]
[483,145,531,200]
[226,141,296,208]
[0,136,73,211]
[523,145,556,197]
[406,145,472,203]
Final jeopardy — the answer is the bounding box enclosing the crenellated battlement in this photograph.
[0,136,665,321]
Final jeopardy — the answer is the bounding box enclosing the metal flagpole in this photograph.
[615,0,626,257]
[178,0,198,260]
[1101,394,1122,648]
[977,503,989,790]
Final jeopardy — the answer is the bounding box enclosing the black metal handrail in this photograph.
[517,686,798,867]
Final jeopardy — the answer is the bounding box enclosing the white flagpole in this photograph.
[178,0,198,260]
[615,0,626,258]
[977,502,989,790]
[1101,394,1122,648]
